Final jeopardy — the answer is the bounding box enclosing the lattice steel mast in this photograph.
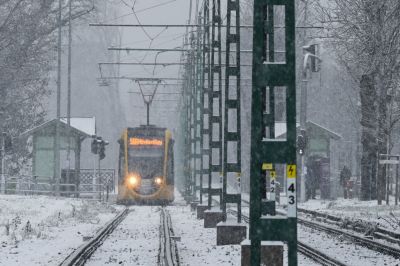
[221,0,242,223]
[207,0,223,208]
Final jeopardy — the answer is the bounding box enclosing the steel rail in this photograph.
[298,207,400,245]
[243,198,400,258]
[226,209,348,266]
[297,242,348,266]
[298,218,400,259]
[59,207,129,266]
[158,207,180,266]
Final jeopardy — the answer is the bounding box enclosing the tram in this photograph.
[116,125,174,205]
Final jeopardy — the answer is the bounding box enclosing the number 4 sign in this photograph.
[287,165,296,218]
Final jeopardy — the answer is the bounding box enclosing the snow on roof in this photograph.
[60,117,96,136]
[19,117,96,139]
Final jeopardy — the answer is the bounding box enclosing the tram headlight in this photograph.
[154,177,163,186]
[127,174,140,187]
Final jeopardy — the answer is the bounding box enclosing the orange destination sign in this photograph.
[129,137,163,146]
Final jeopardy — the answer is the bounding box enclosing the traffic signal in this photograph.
[99,139,109,160]
[304,44,320,72]
[99,145,106,160]
[91,138,99,154]
[297,133,307,155]
[91,136,108,159]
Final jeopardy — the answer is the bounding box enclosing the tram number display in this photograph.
[129,137,163,146]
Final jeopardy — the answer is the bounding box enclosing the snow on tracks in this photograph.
[86,206,161,266]
[167,206,241,266]
[60,207,129,266]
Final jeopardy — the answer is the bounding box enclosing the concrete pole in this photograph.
[299,0,308,203]
[54,0,62,196]
[299,66,308,202]
[66,0,72,192]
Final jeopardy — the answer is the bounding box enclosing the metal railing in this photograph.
[0,171,115,201]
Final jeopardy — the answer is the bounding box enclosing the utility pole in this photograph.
[299,0,308,203]
[54,0,62,196]
[300,45,322,202]
[66,0,73,193]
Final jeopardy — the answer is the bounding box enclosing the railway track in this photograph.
[242,198,400,259]
[227,209,348,266]
[158,207,180,266]
[60,205,180,266]
[298,218,400,259]
[59,207,129,266]
[298,207,400,245]
[297,242,348,266]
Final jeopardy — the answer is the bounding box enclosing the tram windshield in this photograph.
[128,137,164,179]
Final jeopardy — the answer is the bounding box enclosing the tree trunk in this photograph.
[376,72,389,205]
[360,74,378,201]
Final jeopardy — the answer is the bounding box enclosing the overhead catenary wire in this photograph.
[98,0,179,23]
[98,62,252,66]
[90,23,324,29]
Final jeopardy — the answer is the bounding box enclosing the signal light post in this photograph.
[300,44,322,202]
[91,136,108,200]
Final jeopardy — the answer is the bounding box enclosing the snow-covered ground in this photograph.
[1,192,383,266]
[169,205,318,266]
[0,194,123,266]
[169,205,241,266]
[300,197,400,232]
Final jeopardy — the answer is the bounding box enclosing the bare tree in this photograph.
[315,0,400,202]
[0,0,94,174]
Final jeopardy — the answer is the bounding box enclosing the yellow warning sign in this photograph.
[262,163,273,170]
[287,165,296,178]
[270,171,276,178]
